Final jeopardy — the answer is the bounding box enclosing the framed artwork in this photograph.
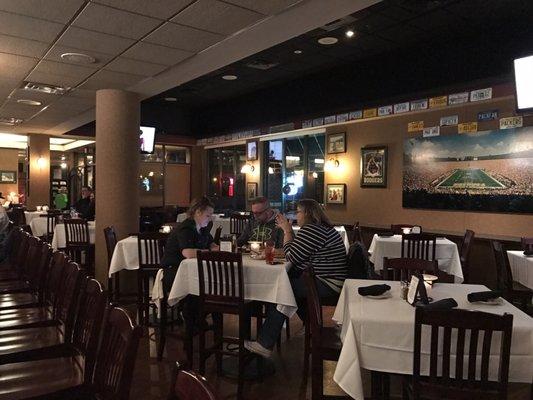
[326,183,346,204]
[361,146,387,187]
[0,171,16,183]
[247,140,258,161]
[327,132,346,154]
[247,182,258,200]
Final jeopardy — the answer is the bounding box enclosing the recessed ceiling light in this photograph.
[318,37,338,45]
[222,75,238,81]
[164,97,177,102]
[294,49,303,54]
[345,29,355,38]
[17,99,42,106]
[60,52,96,64]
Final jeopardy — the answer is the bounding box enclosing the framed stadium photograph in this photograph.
[327,132,346,154]
[326,184,346,204]
[247,140,258,161]
[403,126,533,213]
[360,146,387,187]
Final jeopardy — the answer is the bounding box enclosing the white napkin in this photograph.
[151,269,165,317]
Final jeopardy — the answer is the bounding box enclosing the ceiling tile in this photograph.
[9,88,58,104]
[0,11,64,42]
[0,102,40,119]
[26,70,86,88]
[79,70,146,90]
[222,0,302,15]
[123,42,193,66]
[104,57,168,76]
[56,27,135,56]
[0,34,49,58]
[44,45,114,68]
[0,0,85,23]
[68,88,96,100]
[93,0,195,20]
[0,52,38,80]
[72,3,161,40]
[32,60,97,79]
[171,0,263,35]
[144,22,224,52]
[52,94,95,109]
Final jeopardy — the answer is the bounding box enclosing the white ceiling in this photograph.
[0,0,380,136]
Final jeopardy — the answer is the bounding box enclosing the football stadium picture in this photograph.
[403,126,533,213]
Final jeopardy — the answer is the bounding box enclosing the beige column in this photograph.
[95,89,140,285]
[27,134,50,208]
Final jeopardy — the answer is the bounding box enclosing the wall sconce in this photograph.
[60,162,67,169]
[312,172,318,179]
[268,167,274,174]
[37,156,46,169]
[324,157,340,171]
[240,163,255,174]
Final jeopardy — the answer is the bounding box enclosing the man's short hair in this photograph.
[82,186,93,192]
[251,196,269,207]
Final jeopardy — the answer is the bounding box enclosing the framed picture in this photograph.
[247,140,258,161]
[327,132,346,154]
[326,183,346,204]
[361,146,387,187]
[247,182,258,200]
[0,171,16,183]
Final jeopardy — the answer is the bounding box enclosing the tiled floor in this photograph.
[127,307,531,400]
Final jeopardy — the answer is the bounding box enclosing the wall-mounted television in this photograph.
[140,126,156,154]
[514,54,533,112]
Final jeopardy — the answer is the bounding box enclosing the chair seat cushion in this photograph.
[0,293,37,309]
[0,326,64,357]
[0,307,52,329]
[0,356,84,400]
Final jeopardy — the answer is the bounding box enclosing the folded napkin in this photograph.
[467,290,501,303]
[358,284,391,296]
[418,298,458,310]
[152,269,165,317]
[378,232,394,237]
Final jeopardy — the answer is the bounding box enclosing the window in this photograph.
[207,145,246,211]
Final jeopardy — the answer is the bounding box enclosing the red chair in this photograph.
[168,361,218,400]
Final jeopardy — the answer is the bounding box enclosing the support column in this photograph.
[95,89,140,286]
[27,134,50,208]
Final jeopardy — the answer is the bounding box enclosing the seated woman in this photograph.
[245,199,348,358]
[161,196,219,327]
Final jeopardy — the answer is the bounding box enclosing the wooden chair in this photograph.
[230,213,250,236]
[491,241,532,312]
[137,232,166,326]
[8,207,26,226]
[196,250,251,400]
[383,257,439,281]
[104,226,119,301]
[391,224,416,235]
[521,237,533,253]
[351,221,364,244]
[404,307,513,400]
[459,229,475,283]
[401,233,436,261]
[213,225,223,245]
[303,268,347,400]
[64,218,94,276]
[168,361,218,400]
[41,212,58,243]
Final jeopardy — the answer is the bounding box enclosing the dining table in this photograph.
[368,234,463,282]
[506,250,533,290]
[28,215,49,237]
[24,211,44,226]
[332,279,533,399]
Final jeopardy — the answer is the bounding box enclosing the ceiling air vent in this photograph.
[0,117,23,126]
[21,81,69,95]
[319,15,356,32]
[245,59,279,70]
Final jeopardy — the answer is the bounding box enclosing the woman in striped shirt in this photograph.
[245,199,347,358]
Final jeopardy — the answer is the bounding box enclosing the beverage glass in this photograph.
[264,242,274,264]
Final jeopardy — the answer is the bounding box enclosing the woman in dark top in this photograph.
[245,199,347,358]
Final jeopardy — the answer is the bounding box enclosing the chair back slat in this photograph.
[491,241,514,292]
[64,219,90,245]
[401,233,436,260]
[302,268,324,347]
[229,213,250,236]
[197,251,243,306]
[383,257,438,281]
[104,226,118,267]
[413,308,513,399]
[137,232,166,269]
[54,261,84,338]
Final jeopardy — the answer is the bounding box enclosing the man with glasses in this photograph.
[237,196,284,247]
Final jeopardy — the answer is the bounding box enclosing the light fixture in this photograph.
[294,49,303,54]
[60,52,96,64]
[60,162,67,169]
[268,167,274,174]
[61,155,66,160]
[17,99,42,106]
[164,97,177,102]
[345,29,355,38]
[37,156,46,169]
[222,75,238,81]
[324,158,340,171]
[312,171,318,179]
[314,158,324,164]
[240,163,255,174]
[212,177,218,182]
[148,171,154,177]
[318,37,338,45]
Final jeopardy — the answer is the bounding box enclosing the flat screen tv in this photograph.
[514,54,533,112]
[139,126,156,154]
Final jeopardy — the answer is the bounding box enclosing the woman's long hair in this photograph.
[297,199,333,228]
[186,196,215,218]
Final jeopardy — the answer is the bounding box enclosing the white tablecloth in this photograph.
[507,251,533,290]
[368,234,463,282]
[29,216,49,236]
[155,255,297,317]
[333,279,533,399]
[24,211,43,226]
[51,221,96,250]
[108,236,139,276]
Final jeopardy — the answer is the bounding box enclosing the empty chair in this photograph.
[521,237,533,253]
[168,361,218,400]
[491,241,532,312]
[404,307,513,400]
[42,212,58,243]
[401,233,436,261]
[383,257,439,281]
[64,218,94,276]
[229,213,250,236]
[104,226,119,300]
[459,229,475,283]
[212,225,223,245]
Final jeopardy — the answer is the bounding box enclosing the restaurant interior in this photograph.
[0,0,531,399]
